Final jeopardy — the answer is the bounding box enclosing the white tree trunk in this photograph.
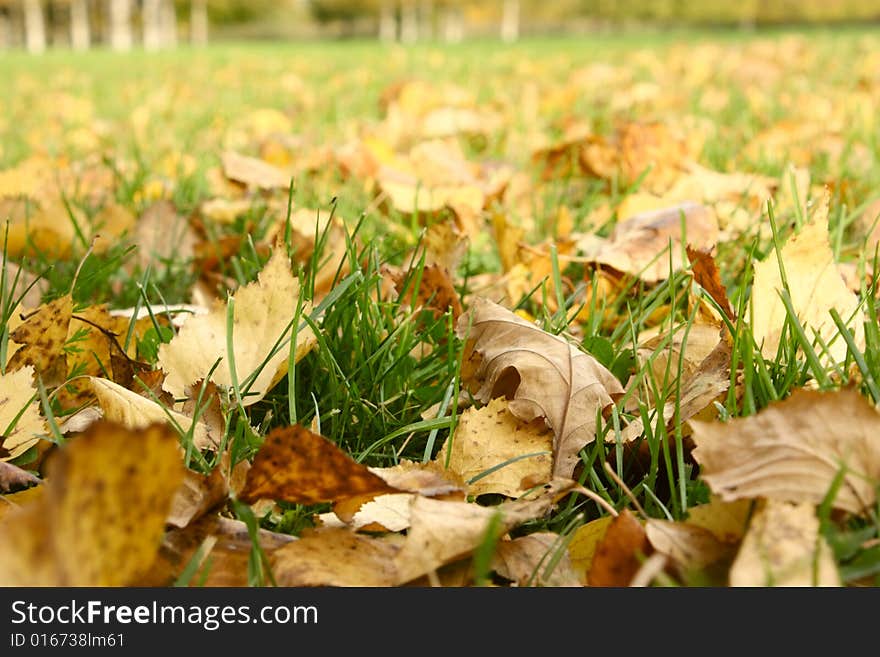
[190,0,208,45]
[441,6,463,44]
[108,0,133,51]
[70,0,90,50]
[142,0,161,50]
[160,0,176,47]
[378,0,395,42]
[418,0,433,41]
[400,1,417,44]
[23,0,46,53]
[501,0,519,43]
[0,10,11,50]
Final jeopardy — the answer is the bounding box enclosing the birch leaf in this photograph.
[157,248,317,406]
[0,366,47,461]
[457,297,623,477]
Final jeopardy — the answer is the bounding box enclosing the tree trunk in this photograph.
[70,0,90,50]
[378,0,395,42]
[0,9,11,50]
[23,0,46,53]
[190,0,208,45]
[160,0,176,47]
[418,0,433,41]
[142,0,161,50]
[501,0,519,43]
[107,0,132,51]
[400,1,417,44]
[441,6,463,44]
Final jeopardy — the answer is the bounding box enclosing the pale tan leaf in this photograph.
[729,500,840,587]
[492,532,581,587]
[685,496,752,544]
[646,519,735,572]
[437,398,553,497]
[691,388,880,514]
[221,151,289,190]
[158,248,317,406]
[458,297,623,477]
[749,213,864,365]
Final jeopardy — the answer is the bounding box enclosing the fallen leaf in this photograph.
[691,388,880,514]
[458,297,623,477]
[0,366,47,461]
[134,200,197,271]
[158,248,317,406]
[221,150,290,190]
[749,213,865,365]
[90,376,215,451]
[492,532,581,587]
[0,421,184,585]
[436,397,553,497]
[685,496,752,544]
[645,519,735,573]
[687,246,736,322]
[567,515,614,585]
[239,425,399,505]
[729,500,840,587]
[6,294,72,386]
[0,461,40,492]
[166,468,229,529]
[272,528,403,587]
[587,509,650,587]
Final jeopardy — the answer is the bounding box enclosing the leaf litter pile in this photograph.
[1,34,880,587]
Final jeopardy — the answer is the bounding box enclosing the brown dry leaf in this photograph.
[458,297,623,478]
[567,515,614,585]
[369,460,466,497]
[392,263,463,322]
[144,515,295,587]
[587,509,650,587]
[645,519,735,573]
[436,398,553,498]
[691,388,880,514]
[729,500,840,587]
[621,335,731,442]
[272,528,403,587]
[579,202,718,283]
[239,425,399,505]
[90,376,216,451]
[393,478,580,584]
[492,532,581,587]
[0,461,40,493]
[0,421,184,586]
[221,150,290,190]
[749,213,864,365]
[691,389,880,513]
[0,366,47,461]
[157,248,316,406]
[6,294,72,386]
[687,246,736,322]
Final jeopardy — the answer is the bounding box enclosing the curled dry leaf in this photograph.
[691,388,880,514]
[0,366,47,461]
[458,297,623,478]
[239,425,399,505]
[729,500,840,587]
[436,397,553,498]
[0,421,184,586]
[687,245,736,322]
[158,248,317,406]
[0,461,40,493]
[749,214,864,365]
[166,468,229,529]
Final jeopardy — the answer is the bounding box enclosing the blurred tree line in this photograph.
[1,0,878,53]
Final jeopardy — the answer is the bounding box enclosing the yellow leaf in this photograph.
[157,248,316,406]
[0,421,184,586]
[436,397,552,498]
[568,515,613,585]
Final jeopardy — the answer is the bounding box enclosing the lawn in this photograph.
[0,27,879,587]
